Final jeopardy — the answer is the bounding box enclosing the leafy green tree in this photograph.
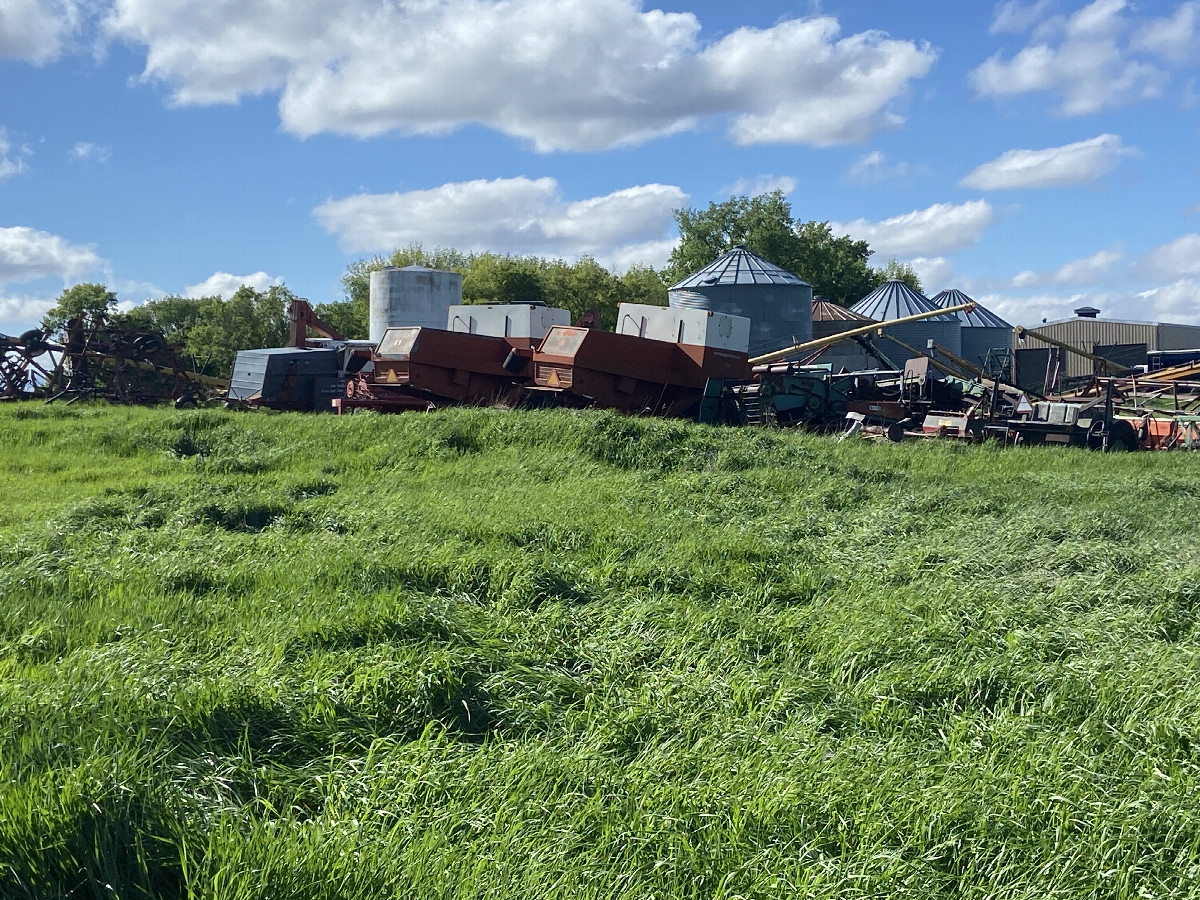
[122,295,208,348]
[875,259,923,294]
[666,191,887,306]
[41,283,117,336]
[182,285,290,375]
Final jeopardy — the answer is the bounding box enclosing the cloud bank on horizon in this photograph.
[2,0,1200,331]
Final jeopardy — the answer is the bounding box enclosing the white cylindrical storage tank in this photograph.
[369,266,463,344]
[667,246,812,357]
[849,281,960,368]
[930,289,1013,369]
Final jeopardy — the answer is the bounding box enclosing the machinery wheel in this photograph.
[1108,419,1139,452]
[18,329,48,356]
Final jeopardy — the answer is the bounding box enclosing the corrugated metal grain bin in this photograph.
[667,246,812,356]
[850,281,960,367]
[228,348,341,411]
[930,289,1013,368]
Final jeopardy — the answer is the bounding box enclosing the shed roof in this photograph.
[668,246,810,290]
[850,281,956,323]
[812,299,874,322]
[930,289,1012,329]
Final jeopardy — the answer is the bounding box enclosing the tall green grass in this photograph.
[2,402,1199,898]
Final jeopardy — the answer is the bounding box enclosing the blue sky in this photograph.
[2,0,1200,334]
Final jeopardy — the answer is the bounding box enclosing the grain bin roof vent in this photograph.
[1075,306,1100,318]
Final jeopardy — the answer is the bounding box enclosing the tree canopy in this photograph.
[665,191,918,305]
[41,283,118,336]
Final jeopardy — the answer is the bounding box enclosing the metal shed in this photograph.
[1017,309,1200,379]
[850,281,961,367]
[228,347,342,411]
[930,289,1013,369]
[668,246,812,356]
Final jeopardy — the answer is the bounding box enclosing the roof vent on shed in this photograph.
[1074,306,1100,318]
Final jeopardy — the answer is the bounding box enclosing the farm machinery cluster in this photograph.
[6,244,1200,452]
[223,256,1200,453]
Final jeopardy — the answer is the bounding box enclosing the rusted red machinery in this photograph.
[526,303,751,417]
[340,326,527,412]
[2,314,225,404]
[529,325,749,417]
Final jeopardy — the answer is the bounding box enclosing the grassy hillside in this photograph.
[2,403,1199,899]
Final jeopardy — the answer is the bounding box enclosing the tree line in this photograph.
[39,191,921,377]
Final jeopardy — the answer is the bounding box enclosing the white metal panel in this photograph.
[616,303,751,352]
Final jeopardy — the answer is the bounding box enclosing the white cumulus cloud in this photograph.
[104,0,937,151]
[904,257,957,295]
[69,142,112,163]
[0,225,103,283]
[970,0,1172,115]
[847,150,925,184]
[1132,1,1200,64]
[1008,248,1125,288]
[721,175,797,198]
[960,134,1139,190]
[0,128,31,179]
[0,294,59,330]
[990,1,1053,34]
[1138,279,1200,323]
[0,0,81,63]
[829,200,994,258]
[1139,233,1200,280]
[184,271,283,299]
[314,177,687,271]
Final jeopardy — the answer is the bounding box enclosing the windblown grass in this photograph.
[2,402,1199,898]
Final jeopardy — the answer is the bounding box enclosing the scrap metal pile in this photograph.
[1,313,226,404]
[224,297,1200,453]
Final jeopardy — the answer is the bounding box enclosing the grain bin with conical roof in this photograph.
[668,246,812,356]
[930,289,1012,369]
[849,281,960,368]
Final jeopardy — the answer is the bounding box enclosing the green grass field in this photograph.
[2,402,1199,899]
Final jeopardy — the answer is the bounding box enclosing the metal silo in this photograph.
[849,281,960,368]
[930,289,1013,369]
[369,265,463,344]
[667,246,812,356]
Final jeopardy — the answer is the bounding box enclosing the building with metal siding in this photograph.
[1016,314,1200,378]
[930,289,1013,368]
[667,246,813,356]
[849,281,961,367]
